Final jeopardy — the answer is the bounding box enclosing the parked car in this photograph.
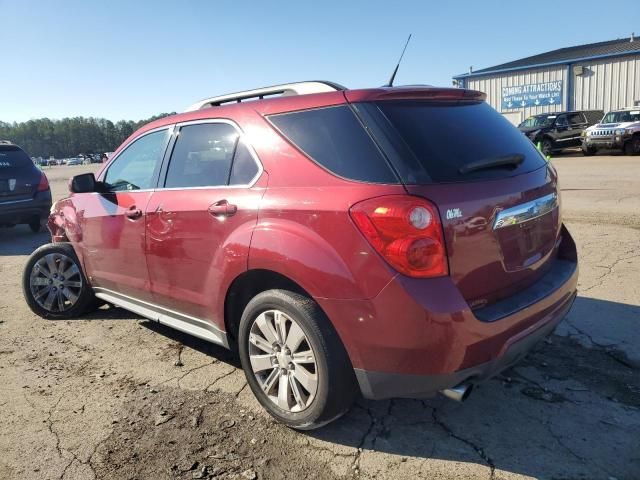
[66,158,83,166]
[0,141,52,232]
[22,81,578,429]
[582,107,640,155]
[518,110,603,155]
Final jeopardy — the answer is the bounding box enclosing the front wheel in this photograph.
[624,135,640,156]
[22,243,97,319]
[238,289,357,430]
[582,145,597,156]
[541,138,554,157]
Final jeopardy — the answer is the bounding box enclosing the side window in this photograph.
[165,123,239,188]
[104,129,169,191]
[555,115,568,128]
[268,105,398,183]
[568,113,585,125]
[229,140,259,185]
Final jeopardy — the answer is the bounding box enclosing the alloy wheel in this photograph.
[248,309,318,412]
[29,252,83,313]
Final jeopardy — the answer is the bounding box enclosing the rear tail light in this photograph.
[350,195,448,278]
[37,172,50,192]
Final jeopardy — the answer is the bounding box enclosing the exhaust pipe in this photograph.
[440,384,473,402]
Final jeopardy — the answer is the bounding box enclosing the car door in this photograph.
[552,114,572,147]
[79,127,171,302]
[567,113,587,146]
[145,120,264,333]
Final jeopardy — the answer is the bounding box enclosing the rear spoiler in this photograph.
[345,87,486,103]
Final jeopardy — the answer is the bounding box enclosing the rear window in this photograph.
[268,105,398,183]
[0,146,34,169]
[372,101,547,183]
[584,111,604,124]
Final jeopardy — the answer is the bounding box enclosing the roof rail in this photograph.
[185,80,346,112]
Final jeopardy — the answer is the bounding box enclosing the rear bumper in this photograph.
[317,227,578,400]
[0,191,52,225]
[354,289,575,399]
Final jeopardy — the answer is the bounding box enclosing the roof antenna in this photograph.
[385,34,412,87]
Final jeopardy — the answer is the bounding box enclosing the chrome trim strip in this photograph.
[493,193,558,230]
[0,197,33,205]
[93,287,229,348]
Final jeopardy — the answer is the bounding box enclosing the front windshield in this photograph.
[602,110,640,123]
[520,115,555,128]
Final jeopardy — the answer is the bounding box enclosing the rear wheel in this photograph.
[624,135,640,156]
[22,243,97,319]
[28,217,43,233]
[238,289,357,430]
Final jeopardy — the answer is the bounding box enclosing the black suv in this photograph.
[0,141,52,232]
[518,110,603,156]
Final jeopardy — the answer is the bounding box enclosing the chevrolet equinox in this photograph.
[23,81,578,429]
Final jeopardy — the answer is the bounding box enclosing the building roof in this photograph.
[454,36,640,79]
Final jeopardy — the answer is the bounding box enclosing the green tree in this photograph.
[0,113,174,158]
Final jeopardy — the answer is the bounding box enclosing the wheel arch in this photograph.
[224,269,313,346]
[541,134,555,145]
[624,131,640,154]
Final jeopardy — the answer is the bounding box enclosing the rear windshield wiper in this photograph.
[458,153,524,175]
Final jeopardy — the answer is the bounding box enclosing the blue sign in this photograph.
[501,80,563,110]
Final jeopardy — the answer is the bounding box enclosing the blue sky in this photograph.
[1,0,639,122]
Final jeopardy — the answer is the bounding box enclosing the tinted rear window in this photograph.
[373,101,547,183]
[268,105,398,183]
[0,146,34,169]
[584,111,604,124]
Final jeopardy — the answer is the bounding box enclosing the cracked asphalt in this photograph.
[1,155,638,480]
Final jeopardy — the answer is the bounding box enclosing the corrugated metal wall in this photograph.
[462,53,640,124]
[573,54,640,111]
[465,65,568,120]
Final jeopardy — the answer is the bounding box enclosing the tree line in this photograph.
[0,113,174,158]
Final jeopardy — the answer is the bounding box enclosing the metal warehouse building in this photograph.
[453,36,640,125]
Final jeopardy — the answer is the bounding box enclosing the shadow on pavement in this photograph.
[69,295,639,480]
[142,319,241,368]
[0,225,49,256]
[306,296,640,479]
[552,148,625,158]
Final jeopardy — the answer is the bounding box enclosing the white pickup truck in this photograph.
[582,108,640,155]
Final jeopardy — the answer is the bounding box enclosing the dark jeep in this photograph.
[518,110,603,156]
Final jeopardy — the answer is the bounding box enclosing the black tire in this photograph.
[22,243,97,319]
[582,145,597,156]
[28,217,43,233]
[238,289,357,430]
[624,135,640,156]
[541,138,554,157]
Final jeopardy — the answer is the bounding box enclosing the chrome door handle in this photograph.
[125,206,143,219]
[208,200,237,217]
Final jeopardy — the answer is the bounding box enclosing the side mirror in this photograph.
[69,173,99,193]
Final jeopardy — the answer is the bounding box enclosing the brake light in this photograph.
[37,172,49,192]
[350,195,448,278]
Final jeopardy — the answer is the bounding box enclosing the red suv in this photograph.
[23,81,578,429]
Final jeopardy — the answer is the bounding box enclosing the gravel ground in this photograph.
[0,156,638,480]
